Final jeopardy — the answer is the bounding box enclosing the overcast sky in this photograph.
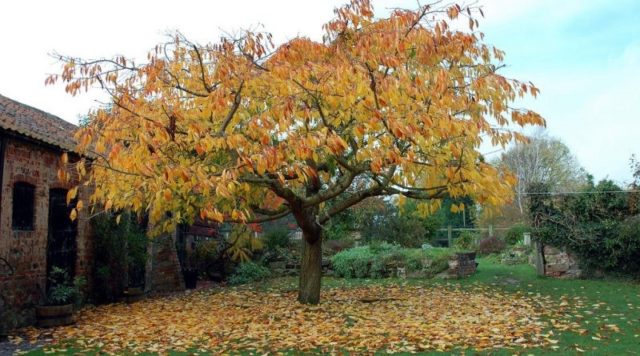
[1,0,638,184]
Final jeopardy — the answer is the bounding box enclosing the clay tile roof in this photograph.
[0,93,78,151]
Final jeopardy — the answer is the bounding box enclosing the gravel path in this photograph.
[0,335,46,355]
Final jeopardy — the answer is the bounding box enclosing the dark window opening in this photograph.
[12,182,35,231]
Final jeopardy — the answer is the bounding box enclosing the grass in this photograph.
[18,257,640,355]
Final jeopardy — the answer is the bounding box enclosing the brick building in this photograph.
[0,94,93,331]
[0,94,189,333]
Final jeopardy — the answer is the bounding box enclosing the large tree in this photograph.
[52,0,544,304]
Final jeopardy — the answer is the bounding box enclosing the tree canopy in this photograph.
[52,0,545,303]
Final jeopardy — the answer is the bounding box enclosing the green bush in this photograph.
[453,231,479,251]
[530,179,640,275]
[331,244,454,279]
[504,224,531,245]
[425,249,455,277]
[92,212,148,303]
[228,262,271,285]
[608,216,640,274]
[331,246,375,278]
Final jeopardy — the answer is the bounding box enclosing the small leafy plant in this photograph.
[46,267,85,306]
[504,223,531,245]
[453,231,479,251]
[228,262,271,285]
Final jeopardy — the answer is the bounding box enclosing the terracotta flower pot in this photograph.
[36,304,74,328]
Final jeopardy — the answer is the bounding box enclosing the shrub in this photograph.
[92,212,147,303]
[504,224,531,245]
[331,245,454,279]
[530,179,640,275]
[478,236,506,255]
[331,246,375,278]
[195,240,233,281]
[609,216,640,274]
[228,262,271,285]
[263,227,291,250]
[453,231,479,251]
[425,249,454,277]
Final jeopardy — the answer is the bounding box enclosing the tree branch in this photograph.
[319,185,384,224]
[218,80,245,135]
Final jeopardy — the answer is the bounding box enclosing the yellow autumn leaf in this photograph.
[66,186,78,205]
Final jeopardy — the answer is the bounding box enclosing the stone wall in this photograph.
[543,246,582,278]
[0,137,92,331]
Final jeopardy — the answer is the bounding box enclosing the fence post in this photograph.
[488,225,494,237]
[447,225,453,247]
[534,239,545,276]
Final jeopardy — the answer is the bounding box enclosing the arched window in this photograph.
[12,182,35,231]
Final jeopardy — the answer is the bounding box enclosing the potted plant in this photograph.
[36,267,84,328]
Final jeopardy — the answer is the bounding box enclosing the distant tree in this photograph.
[325,195,386,241]
[435,195,476,228]
[632,155,640,184]
[628,155,639,214]
[359,199,442,247]
[498,130,587,216]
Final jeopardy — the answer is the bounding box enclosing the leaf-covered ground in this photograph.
[12,258,639,355]
[15,286,582,354]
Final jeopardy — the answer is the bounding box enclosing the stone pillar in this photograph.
[145,229,185,294]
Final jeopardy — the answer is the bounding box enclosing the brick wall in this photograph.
[145,230,185,294]
[0,137,92,331]
[447,252,477,278]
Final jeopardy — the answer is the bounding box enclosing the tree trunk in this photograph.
[298,229,322,304]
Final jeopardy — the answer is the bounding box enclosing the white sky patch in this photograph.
[0,0,637,182]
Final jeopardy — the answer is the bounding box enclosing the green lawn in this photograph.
[19,258,640,355]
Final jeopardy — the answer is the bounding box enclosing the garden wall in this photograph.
[542,246,582,278]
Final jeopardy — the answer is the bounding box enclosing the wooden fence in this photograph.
[436,225,512,247]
